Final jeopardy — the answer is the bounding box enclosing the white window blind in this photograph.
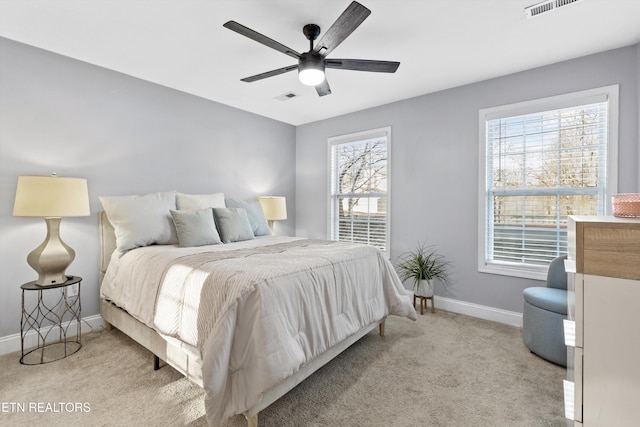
[479,86,618,279]
[329,128,390,252]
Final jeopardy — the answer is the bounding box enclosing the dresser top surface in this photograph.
[569,215,640,225]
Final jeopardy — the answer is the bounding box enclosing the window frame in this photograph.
[478,86,619,280]
[327,126,391,255]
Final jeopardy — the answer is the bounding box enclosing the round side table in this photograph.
[20,276,82,364]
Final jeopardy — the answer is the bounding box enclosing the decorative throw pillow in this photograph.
[225,198,271,236]
[176,192,225,210]
[99,191,178,251]
[212,207,255,243]
[170,208,222,247]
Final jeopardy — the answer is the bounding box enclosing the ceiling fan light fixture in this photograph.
[299,68,325,86]
[298,53,325,86]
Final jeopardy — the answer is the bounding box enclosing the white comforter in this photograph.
[101,236,416,426]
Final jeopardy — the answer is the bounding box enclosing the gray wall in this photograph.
[1,37,638,340]
[296,44,639,313]
[0,38,296,337]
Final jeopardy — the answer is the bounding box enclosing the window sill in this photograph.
[479,262,547,281]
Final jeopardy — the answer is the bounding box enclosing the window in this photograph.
[329,127,390,253]
[479,86,618,279]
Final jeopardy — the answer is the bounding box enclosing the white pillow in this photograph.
[225,198,271,236]
[176,192,225,210]
[99,192,178,251]
[170,208,222,247]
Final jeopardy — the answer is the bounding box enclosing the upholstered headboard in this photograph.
[99,211,116,285]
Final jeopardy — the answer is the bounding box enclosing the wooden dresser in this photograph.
[564,216,640,426]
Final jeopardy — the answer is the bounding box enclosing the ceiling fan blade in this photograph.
[313,1,371,57]
[326,59,400,73]
[315,79,332,97]
[241,65,299,83]
[224,21,301,60]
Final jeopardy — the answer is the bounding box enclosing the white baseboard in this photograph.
[0,314,105,357]
[1,298,522,356]
[435,296,523,328]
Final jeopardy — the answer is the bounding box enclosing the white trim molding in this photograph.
[0,314,105,357]
[435,296,523,328]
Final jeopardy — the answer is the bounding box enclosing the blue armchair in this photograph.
[522,255,568,366]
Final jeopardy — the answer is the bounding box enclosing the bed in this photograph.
[98,193,416,427]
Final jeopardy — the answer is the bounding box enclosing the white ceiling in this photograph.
[1,0,639,126]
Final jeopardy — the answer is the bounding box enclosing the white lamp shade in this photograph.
[258,196,287,221]
[13,175,90,217]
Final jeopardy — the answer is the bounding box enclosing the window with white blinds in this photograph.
[329,127,390,253]
[478,86,618,279]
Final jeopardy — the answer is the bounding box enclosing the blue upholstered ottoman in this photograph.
[522,256,568,367]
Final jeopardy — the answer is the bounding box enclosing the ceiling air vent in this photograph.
[275,92,299,101]
[525,0,584,18]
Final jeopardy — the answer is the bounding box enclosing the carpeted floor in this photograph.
[0,310,566,426]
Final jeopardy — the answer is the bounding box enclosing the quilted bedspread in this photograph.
[101,236,416,426]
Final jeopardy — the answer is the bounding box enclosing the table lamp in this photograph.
[13,174,90,286]
[258,196,287,230]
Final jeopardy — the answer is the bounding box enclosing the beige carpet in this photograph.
[0,310,566,426]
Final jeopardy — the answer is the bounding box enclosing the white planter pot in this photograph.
[415,279,434,297]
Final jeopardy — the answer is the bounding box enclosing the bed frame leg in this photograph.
[379,319,385,337]
[154,355,161,371]
[104,320,113,331]
[246,414,258,427]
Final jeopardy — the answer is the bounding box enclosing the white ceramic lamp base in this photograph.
[27,217,75,286]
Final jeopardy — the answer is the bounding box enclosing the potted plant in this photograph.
[396,243,451,297]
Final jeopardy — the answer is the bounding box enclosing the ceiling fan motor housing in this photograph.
[298,52,325,86]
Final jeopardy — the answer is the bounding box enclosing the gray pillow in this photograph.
[212,208,255,243]
[225,198,271,236]
[170,208,222,247]
[99,191,178,251]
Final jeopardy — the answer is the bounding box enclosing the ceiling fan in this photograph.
[223,1,400,97]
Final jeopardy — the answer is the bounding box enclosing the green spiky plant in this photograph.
[396,243,452,290]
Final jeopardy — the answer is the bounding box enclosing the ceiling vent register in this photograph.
[276,92,299,101]
[525,0,584,18]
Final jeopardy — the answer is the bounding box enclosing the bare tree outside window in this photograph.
[330,130,390,251]
[487,103,607,265]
